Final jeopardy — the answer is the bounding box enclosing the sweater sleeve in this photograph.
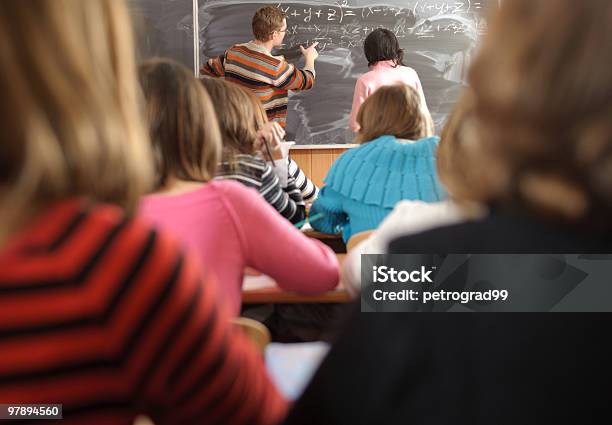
[413,71,430,116]
[221,183,339,294]
[273,61,315,91]
[135,231,287,425]
[309,186,348,236]
[260,162,306,224]
[349,78,368,132]
[201,53,226,77]
[288,158,319,203]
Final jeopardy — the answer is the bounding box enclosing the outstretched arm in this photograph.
[201,53,226,78]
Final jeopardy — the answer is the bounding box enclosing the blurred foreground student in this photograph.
[311,84,444,243]
[0,2,287,423]
[285,1,612,424]
[139,59,339,316]
[349,28,430,132]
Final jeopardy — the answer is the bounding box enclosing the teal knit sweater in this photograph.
[310,135,445,242]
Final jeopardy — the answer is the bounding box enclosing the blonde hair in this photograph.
[139,59,222,189]
[0,0,152,233]
[200,78,267,161]
[462,0,612,229]
[356,84,432,144]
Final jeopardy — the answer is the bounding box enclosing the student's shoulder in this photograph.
[221,154,267,173]
[397,65,421,81]
[228,43,285,68]
[355,69,376,87]
[208,179,264,203]
[48,201,180,257]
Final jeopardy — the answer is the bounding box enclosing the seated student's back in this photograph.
[310,84,444,243]
[0,3,286,423]
[138,59,339,315]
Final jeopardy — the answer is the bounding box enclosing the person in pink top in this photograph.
[349,28,430,132]
[138,58,339,315]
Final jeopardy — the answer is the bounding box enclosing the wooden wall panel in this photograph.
[332,148,347,162]
[290,147,352,188]
[310,150,334,187]
[290,150,311,178]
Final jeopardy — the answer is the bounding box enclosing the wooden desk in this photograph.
[242,254,351,304]
[242,286,350,304]
[303,229,346,253]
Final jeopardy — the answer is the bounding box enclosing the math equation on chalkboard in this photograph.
[276,1,489,52]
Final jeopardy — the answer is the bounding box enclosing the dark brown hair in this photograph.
[252,6,286,42]
[139,59,221,189]
[356,84,432,144]
[363,28,406,67]
[458,0,612,230]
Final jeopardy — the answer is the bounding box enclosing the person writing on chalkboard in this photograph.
[349,28,430,133]
[201,5,319,130]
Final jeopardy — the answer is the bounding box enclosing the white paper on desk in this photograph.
[300,222,313,232]
[243,274,276,291]
[265,342,330,400]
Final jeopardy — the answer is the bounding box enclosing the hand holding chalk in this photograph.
[300,42,319,62]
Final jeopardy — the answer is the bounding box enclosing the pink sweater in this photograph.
[140,180,339,315]
[349,60,429,132]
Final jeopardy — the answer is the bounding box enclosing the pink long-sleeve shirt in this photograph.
[140,180,339,315]
[349,60,429,132]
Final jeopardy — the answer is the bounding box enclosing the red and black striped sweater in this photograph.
[0,200,287,425]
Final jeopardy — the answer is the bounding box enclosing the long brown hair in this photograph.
[356,84,433,144]
[459,0,612,230]
[139,59,222,189]
[200,78,267,163]
[0,0,152,238]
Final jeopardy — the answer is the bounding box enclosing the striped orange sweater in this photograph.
[0,200,287,425]
[201,42,315,127]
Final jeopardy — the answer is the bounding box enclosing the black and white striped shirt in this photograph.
[289,158,319,203]
[216,154,306,224]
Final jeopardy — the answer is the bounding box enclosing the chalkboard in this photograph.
[198,0,498,145]
[129,0,197,73]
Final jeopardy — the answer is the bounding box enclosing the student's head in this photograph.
[363,28,405,67]
[252,6,287,46]
[0,0,152,225]
[457,0,612,230]
[139,59,222,190]
[200,78,267,157]
[356,84,433,144]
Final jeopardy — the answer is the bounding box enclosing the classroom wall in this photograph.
[291,148,351,187]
